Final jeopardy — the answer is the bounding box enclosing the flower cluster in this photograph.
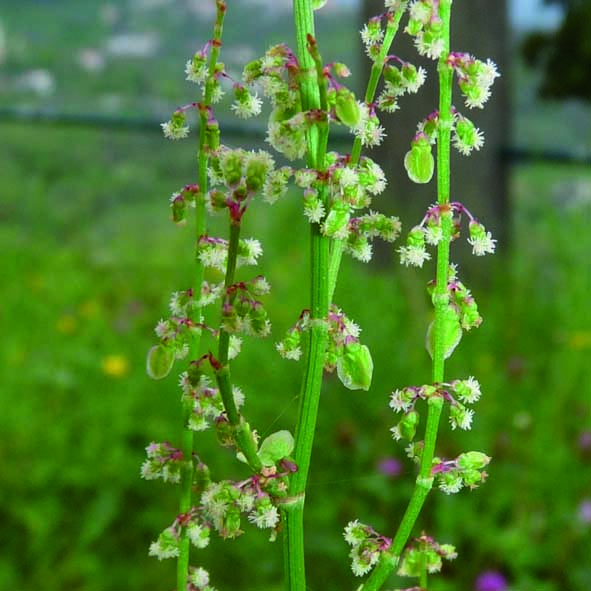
[405,0,446,60]
[200,474,284,541]
[294,152,399,261]
[241,44,307,160]
[188,566,217,591]
[141,442,185,483]
[397,534,457,577]
[231,84,263,119]
[377,58,427,113]
[219,278,272,338]
[169,184,200,224]
[447,52,500,109]
[185,44,225,103]
[399,203,496,267]
[149,509,211,561]
[206,148,276,220]
[432,450,491,494]
[197,236,263,273]
[277,305,374,391]
[161,109,190,140]
[343,520,392,577]
[179,370,245,433]
[390,376,483,442]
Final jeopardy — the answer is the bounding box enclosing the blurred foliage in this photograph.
[1,121,590,591]
[521,0,591,102]
[1,1,590,591]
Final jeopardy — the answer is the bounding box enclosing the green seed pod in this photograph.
[323,202,350,238]
[426,305,463,360]
[146,344,175,380]
[334,88,361,128]
[171,195,186,224]
[221,150,245,187]
[245,157,270,192]
[457,451,491,471]
[383,64,403,87]
[404,136,434,184]
[336,342,373,391]
[205,121,220,152]
[399,410,420,441]
[462,469,484,487]
[257,430,295,467]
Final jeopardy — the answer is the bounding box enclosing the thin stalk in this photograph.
[282,2,330,591]
[359,3,453,589]
[328,10,404,302]
[177,4,226,591]
[214,222,263,472]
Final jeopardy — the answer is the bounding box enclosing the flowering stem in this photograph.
[214,221,263,472]
[282,2,330,590]
[359,2,453,589]
[328,9,403,302]
[176,4,226,591]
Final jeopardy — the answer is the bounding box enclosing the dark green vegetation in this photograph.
[1,1,590,590]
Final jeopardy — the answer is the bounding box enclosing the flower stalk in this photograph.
[176,4,227,591]
[282,3,330,591]
[359,2,454,588]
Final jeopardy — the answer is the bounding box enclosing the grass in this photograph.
[1,118,590,590]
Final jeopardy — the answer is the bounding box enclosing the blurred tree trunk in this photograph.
[360,0,510,263]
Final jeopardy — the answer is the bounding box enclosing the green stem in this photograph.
[328,10,403,302]
[282,2,330,591]
[359,2,454,589]
[214,221,263,472]
[177,4,226,591]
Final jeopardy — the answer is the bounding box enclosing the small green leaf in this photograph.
[257,430,294,466]
[336,343,373,391]
[146,345,175,380]
[426,307,463,360]
[312,0,328,9]
[404,138,434,184]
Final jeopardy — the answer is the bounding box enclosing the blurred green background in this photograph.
[0,1,590,590]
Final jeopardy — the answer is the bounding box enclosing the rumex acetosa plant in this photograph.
[141,1,499,590]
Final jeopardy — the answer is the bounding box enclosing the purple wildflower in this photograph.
[377,457,402,478]
[577,499,591,525]
[475,570,508,591]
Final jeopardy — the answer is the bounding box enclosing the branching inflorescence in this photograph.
[142,1,498,590]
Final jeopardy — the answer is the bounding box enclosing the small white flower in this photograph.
[390,425,402,440]
[303,197,325,224]
[398,245,431,267]
[231,92,263,119]
[477,59,501,88]
[455,376,481,403]
[385,0,408,13]
[161,120,189,140]
[439,476,464,495]
[228,336,242,360]
[349,241,373,263]
[185,59,207,85]
[424,224,443,245]
[190,566,210,588]
[187,522,210,549]
[468,232,496,256]
[409,0,431,23]
[337,166,359,188]
[232,385,245,408]
[248,504,279,529]
[405,66,427,93]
